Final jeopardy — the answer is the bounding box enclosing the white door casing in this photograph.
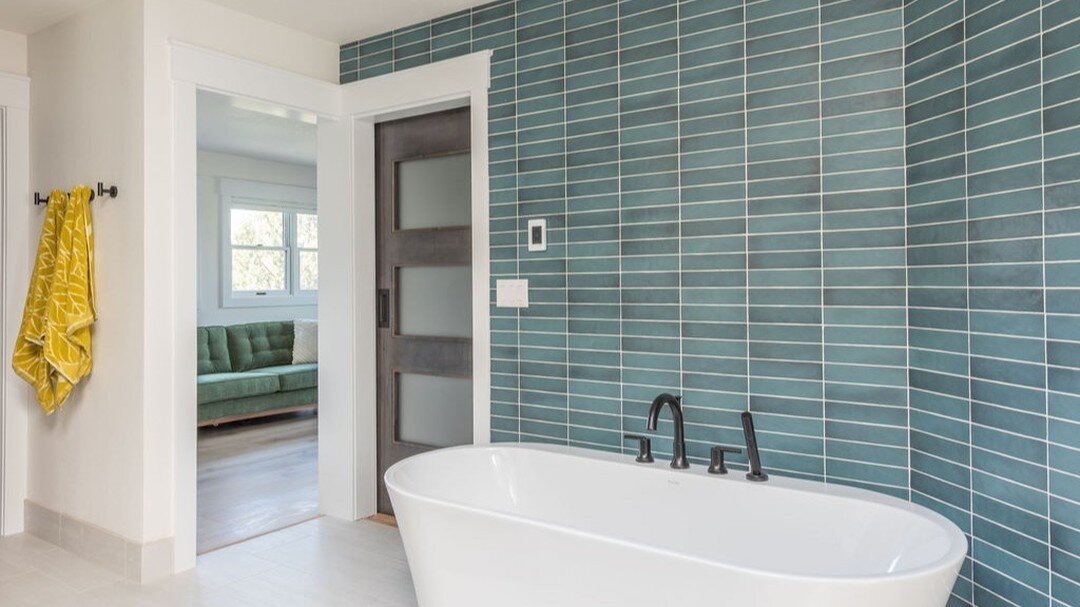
[338,50,493,518]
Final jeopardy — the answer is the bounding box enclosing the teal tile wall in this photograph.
[905,1,1080,606]
[341,1,1079,605]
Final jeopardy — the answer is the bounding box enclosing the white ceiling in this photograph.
[197,90,317,166]
[0,0,491,42]
[0,0,100,34]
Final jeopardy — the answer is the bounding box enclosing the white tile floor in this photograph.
[0,518,417,606]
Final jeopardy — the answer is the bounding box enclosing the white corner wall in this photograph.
[14,0,337,563]
[196,150,317,326]
[0,30,27,76]
[26,0,148,542]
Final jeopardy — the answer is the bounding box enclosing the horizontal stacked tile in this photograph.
[343,0,904,489]
[515,0,570,443]
[1043,1,1080,606]
[965,2,1050,605]
[745,0,826,481]
[677,0,748,462]
[483,1,523,442]
[616,0,685,450]
[820,0,908,498]
[341,4,1080,604]
[564,0,623,450]
[905,0,973,603]
[903,0,1080,604]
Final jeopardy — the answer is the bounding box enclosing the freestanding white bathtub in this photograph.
[385,444,967,607]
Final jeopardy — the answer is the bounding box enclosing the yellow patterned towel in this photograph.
[11,185,96,413]
[13,190,67,411]
[44,185,96,407]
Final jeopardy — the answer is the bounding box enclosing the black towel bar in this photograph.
[33,182,119,206]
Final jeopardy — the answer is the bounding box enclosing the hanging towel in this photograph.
[43,184,96,408]
[13,190,69,412]
[11,185,97,414]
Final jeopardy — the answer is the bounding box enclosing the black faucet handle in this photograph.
[708,445,742,475]
[623,434,654,463]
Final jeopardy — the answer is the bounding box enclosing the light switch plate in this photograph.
[527,219,547,252]
[496,279,529,308]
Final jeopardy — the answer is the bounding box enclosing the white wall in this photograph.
[0,30,27,76]
[26,0,147,542]
[196,150,317,326]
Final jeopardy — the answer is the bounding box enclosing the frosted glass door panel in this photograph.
[396,373,473,448]
[398,266,472,338]
[396,153,471,230]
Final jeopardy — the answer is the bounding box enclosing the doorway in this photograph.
[194,90,321,553]
[169,45,492,571]
[375,108,474,515]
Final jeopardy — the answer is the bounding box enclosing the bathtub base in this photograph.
[394,499,959,607]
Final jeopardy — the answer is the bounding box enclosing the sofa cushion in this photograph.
[197,326,231,375]
[256,363,318,392]
[197,372,280,405]
[226,322,295,372]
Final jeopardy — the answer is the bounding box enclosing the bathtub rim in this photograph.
[385,442,969,584]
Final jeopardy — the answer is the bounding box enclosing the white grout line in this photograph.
[818,1,827,483]
[1038,2,1053,600]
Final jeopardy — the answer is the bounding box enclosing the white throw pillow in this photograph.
[293,319,318,364]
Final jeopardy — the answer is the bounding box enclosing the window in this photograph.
[221,180,316,307]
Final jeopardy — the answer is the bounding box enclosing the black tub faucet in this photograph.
[741,411,768,482]
[647,393,689,469]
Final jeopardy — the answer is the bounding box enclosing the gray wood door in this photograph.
[375,108,473,515]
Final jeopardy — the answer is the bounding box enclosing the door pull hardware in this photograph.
[378,289,391,328]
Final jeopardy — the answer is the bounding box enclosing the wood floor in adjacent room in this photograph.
[197,412,319,554]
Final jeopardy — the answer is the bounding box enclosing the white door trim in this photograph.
[339,50,492,517]
[0,71,31,536]
[170,42,341,117]
[169,43,349,571]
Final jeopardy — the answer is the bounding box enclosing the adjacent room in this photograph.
[195,90,320,554]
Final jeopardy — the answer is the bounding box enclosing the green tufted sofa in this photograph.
[196,321,317,426]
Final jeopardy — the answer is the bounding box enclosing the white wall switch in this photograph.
[527,218,547,252]
[496,279,529,308]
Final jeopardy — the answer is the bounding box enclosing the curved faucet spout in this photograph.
[647,393,689,469]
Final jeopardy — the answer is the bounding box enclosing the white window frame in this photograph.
[220,178,316,308]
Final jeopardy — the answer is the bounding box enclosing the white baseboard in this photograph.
[24,500,174,583]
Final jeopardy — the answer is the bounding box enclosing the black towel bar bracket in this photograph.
[33,182,119,206]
